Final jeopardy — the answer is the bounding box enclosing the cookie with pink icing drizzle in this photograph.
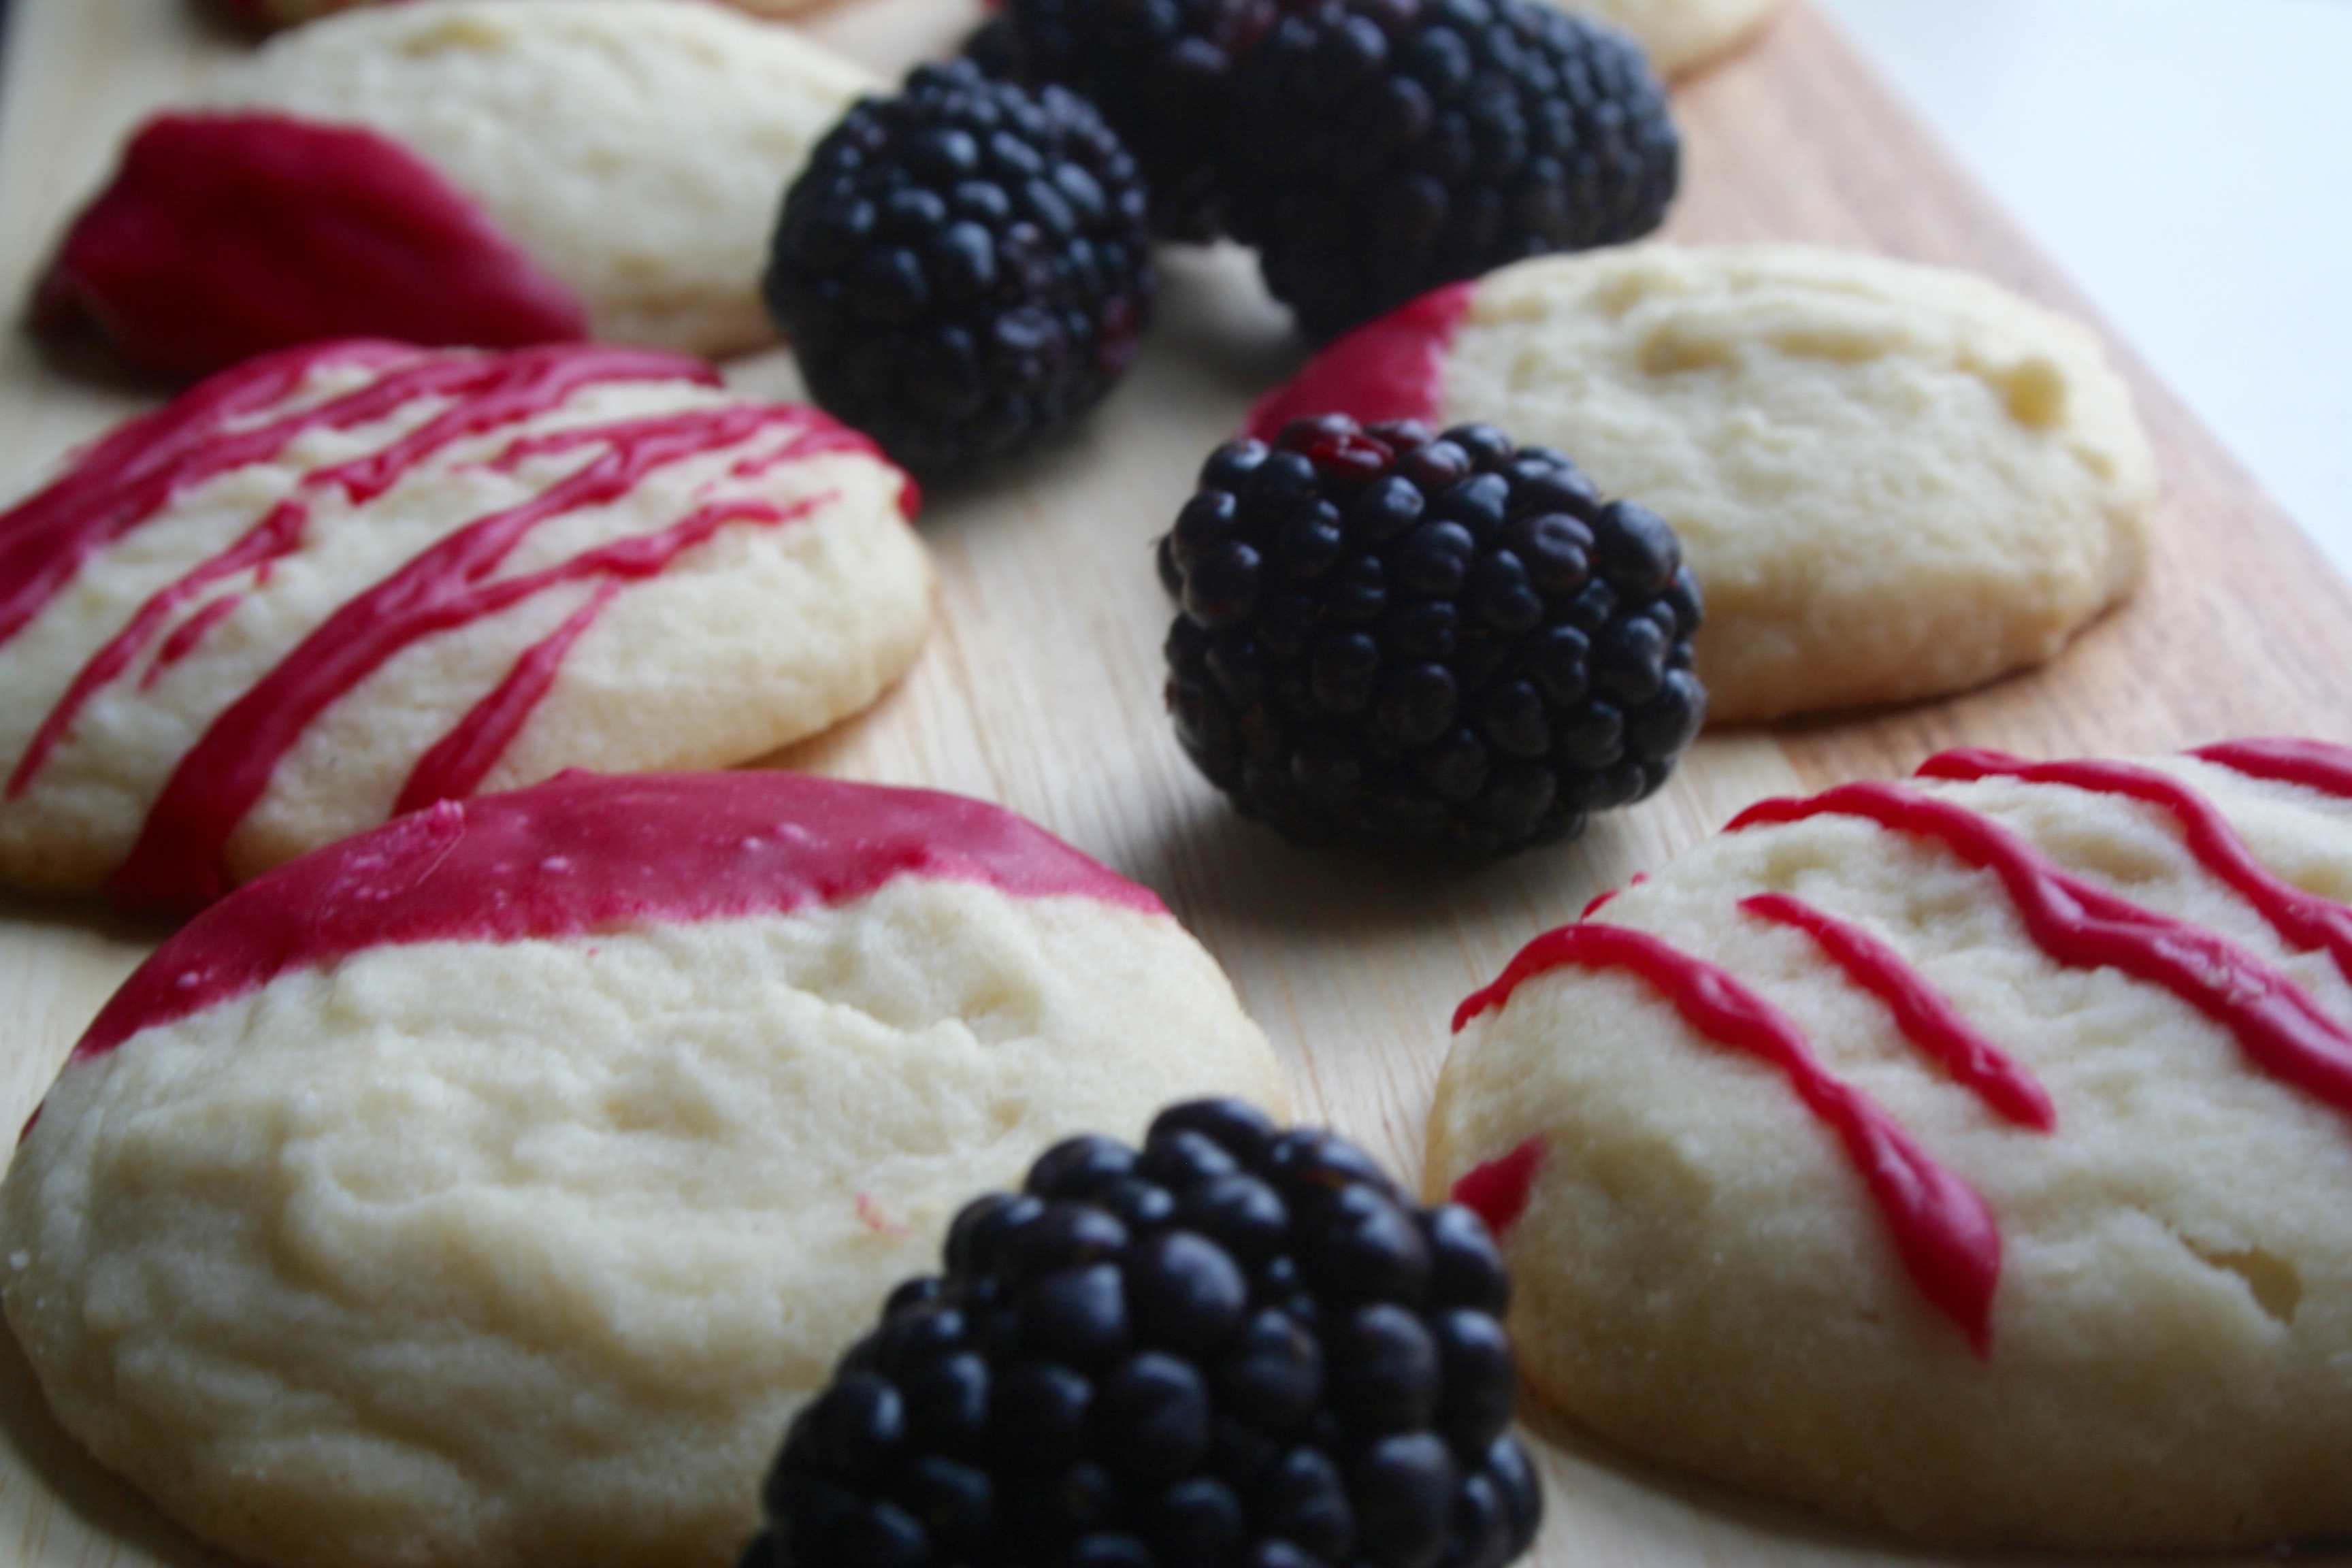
[1428,740,2352,1548]
[0,339,932,909]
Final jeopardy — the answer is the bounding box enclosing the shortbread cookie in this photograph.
[214,0,873,355]
[43,1,873,373]
[0,339,932,909]
[1546,0,1780,74]
[1426,739,2352,1548]
[1248,244,2157,721]
[1,769,1288,1568]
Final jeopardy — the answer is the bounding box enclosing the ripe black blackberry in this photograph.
[1160,416,1705,858]
[1217,0,1678,341]
[970,0,1262,241]
[765,62,1156,478]
[746,1100,1541,1568]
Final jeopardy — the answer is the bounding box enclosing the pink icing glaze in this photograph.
[33,113,587,380]
[1730,782,2352,1123]
[1922,747,2352,988]
[2193,737,2352,800]
[1738,892,2056,1131]
[1455,921,2001,1353]
[76,770,1164,1061]
[1450,1136,1546,1237]
[1243,282,1474,442]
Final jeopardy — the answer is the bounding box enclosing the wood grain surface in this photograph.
[2,1,2349,1565]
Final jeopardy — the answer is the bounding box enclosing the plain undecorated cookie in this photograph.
[1544,0,1780,74]
[1426,739,2352,1548]
[1,770,1287,1568]
[0,339,932,909]
[210,0,877,356]
[1249,244,2158,722]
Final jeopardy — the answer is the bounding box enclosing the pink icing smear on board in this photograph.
[1244,282,1473,442]
[34,113,587,379]
[75,770,1164,1061]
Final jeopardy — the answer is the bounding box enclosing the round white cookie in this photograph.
[209,0,877,357]
[1,770,1288,1568]
[0,339,933,909]
[1250,244,2158,722]
[1543,0,1780,74]
[1426,740,2352,1548]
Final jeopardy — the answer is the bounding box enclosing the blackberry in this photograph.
[972,0,1263,241]
[1217,0,1678,341]
[747,1100,1541,1568]
[961,14,1026,82]
[1160,416,1704,857]
[766,62,1156,478]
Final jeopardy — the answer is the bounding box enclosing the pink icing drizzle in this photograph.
[1738,892,2056,1131]
[1455,921,2001,1353]
[76,770,1164,1061]
[33,112,587,379]
[1729,783,2352,1122]
[392,581,622,817]
[107,403,859,913]
[0,339,416,656]
[1243,282,1474,442]
[1450,1136,1546,1237]
[2193,737,2352,800]
[6,342,708,798]
[1921,747,2352,988]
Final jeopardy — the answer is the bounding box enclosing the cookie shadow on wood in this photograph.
[0,1318,242,1568]
[1117,781,1624,941]
[1518,1356,2352,1565]
[1516,1396,2037,1567]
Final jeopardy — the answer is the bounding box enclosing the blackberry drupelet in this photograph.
[766,62,1156,478]
[1160,416,1705,857]
[746,1099,1541,1568]
[973,0,1262,240]
[1218,0,1678,341]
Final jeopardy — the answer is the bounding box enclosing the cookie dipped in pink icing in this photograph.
[3,768,1284,1568]
[35,114,587,379]
[1247,245,2155,723]
[39,0,877,374]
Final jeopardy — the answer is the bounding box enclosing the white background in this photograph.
[1816,0,2352,575]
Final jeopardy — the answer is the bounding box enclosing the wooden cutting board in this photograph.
[3,2,2349,1565]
